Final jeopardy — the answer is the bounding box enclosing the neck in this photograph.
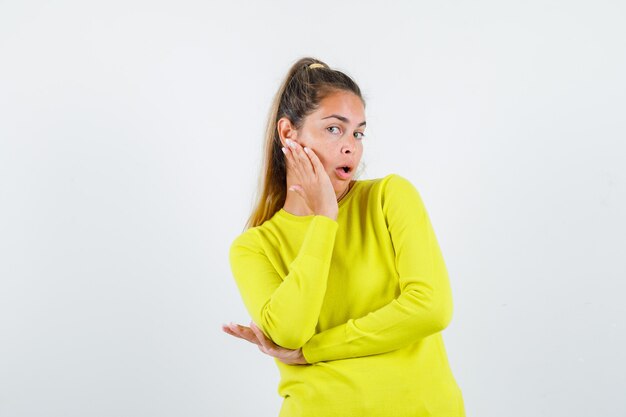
[336,180,353,203]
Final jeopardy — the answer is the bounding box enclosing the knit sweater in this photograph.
[229,173,464,417]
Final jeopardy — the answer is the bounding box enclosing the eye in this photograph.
[354,131,365,140]
[327,126,341,135]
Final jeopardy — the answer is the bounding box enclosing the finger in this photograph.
[288,184,304,197]
[249,322,269,345]
[223,323,261,345]
[288,185,309,207]
[222,323,250,341]
[303,146,325,176]
[233,325,260,344]
[289,140,314,174]
[281,145,294,169]
[282,143,305,181]
[250,322,276,351]
[289,186,309,207]
[285,139,313,178]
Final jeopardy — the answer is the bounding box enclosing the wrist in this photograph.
[316,209,338,221]
[296,348,309,365]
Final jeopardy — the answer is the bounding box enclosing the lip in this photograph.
[335,167,352,180]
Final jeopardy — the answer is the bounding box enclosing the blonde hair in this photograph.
[244,57,364,230]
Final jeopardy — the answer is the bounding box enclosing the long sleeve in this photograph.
[301,175,453,363]
[229,214,338,349]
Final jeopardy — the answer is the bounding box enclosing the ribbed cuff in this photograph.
[301,324,347,364]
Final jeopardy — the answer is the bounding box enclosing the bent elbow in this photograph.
[259,310,314,349]
[271,332,311,350]
[404,283,453,335]
[429,299,453,333]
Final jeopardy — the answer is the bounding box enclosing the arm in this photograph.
[229,215,338,350]
[301,174,454,363]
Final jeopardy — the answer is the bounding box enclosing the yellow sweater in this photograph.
[229,173,464,417]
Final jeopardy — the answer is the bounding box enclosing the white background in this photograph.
[1,1,625,416]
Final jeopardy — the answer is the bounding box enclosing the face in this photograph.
[280,90,366,197]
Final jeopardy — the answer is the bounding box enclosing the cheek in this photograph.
[309,147,332,168]
[318,156,332,171]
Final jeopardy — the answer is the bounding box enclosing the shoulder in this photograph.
[355,173,418,193]
[229,209,287,257]
[371,173,427,216]
[229,226,262,259]
[377,173,418,189]
[374,173,424,200]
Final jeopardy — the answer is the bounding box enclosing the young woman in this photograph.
[222,57,465,417]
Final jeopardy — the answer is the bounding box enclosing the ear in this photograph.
[277,117,298,146]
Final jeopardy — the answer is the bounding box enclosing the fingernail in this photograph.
[288,140,297,149]
[304,147,310,154]
[281,147,287,154]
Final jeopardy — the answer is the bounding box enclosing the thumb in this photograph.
[288,185,305,200]
[288,185,313,213]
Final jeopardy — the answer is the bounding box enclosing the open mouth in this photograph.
[335,165,353,178]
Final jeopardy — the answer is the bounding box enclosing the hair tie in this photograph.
[308,63,325,69]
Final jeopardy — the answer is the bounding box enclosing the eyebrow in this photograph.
[321,114,367,127]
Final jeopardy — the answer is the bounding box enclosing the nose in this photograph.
[341,136,357,154]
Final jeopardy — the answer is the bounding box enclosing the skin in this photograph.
[278,90,366,219]
[222,90,367,365]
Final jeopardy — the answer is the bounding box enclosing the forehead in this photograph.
[312,90,365,121]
